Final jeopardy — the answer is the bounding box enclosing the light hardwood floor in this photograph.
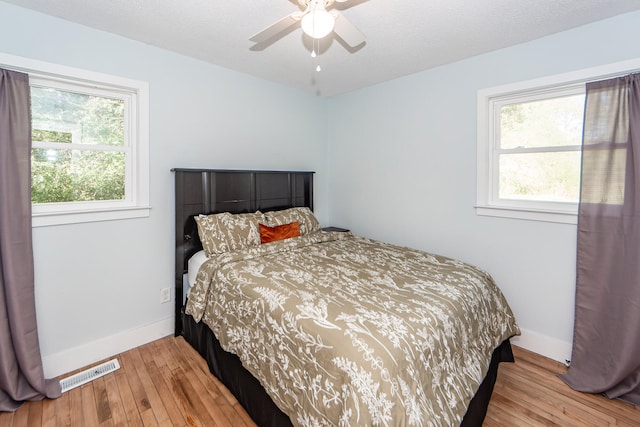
[0,336,637,426]
[484,346,638,427]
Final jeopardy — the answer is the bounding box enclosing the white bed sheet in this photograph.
[185,250,208,303]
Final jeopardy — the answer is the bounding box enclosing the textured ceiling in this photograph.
[4,0,640,96]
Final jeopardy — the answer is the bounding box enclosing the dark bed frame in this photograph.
[173,168,513,427]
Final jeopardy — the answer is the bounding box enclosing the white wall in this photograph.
[327,11,640,363]
[0,2,328,377]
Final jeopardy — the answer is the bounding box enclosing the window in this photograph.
[477,59,640,224]
[486,85,586,218]
[1,53,149,226]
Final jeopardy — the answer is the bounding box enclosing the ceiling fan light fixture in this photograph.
[301,5,335,39]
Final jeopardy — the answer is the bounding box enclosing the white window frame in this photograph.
[0,53,150,227]
[477,58,640,224]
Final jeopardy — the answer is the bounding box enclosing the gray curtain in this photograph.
[0,68,61,411]
[561,73,640,404]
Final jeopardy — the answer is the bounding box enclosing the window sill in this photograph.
[32,206,151,227]
[475,204,577,225]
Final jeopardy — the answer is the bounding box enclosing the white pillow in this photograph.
[187,250,209,288]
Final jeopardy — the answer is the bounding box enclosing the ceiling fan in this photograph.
[250,0,366,48]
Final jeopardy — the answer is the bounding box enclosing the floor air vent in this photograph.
[59,359,121,393]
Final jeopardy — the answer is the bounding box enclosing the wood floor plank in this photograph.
[67,388,84,427]
[157,336,220,427]
[25,399,43,427]
[214,395,247,427]
[171,367,218,427]
[172,336,244,427]
[102,369,128,427]
[54,387,70,427]
[80,383,100,427]
[138,342,187,426]
[503,375,595,425]
[164,337,226,427]
[2,337,637,427]
[153,340,206,426]
[0,410,14,427]
[10,404,28,427]
[127,348,170,425]
[112,362,144,426]
[230,400,256,427]
[117,350,158,426]
[509,346,640,425]
[484,397,539,427]
[484,346,639,427]
[171,338,238,407]
[495,367,613,426]
[91,377,112,425]
[489,391,560,427]
[41,396,56,427]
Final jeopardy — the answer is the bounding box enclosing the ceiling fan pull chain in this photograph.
[315,38,321,72]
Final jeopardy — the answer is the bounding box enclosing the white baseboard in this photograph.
[43,317,174,378]
[42,320,571,378]
[510,327,573,364]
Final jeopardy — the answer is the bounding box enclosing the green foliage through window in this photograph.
[32,129,72,143]
[30,86,126,204]
[31,149,125,203]
[498,94,584,203]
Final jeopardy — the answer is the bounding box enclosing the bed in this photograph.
[173,168,520,427]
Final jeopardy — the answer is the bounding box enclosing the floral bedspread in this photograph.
[185,231,519,427]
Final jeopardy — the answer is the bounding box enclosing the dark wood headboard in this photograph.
[172,168,315,336]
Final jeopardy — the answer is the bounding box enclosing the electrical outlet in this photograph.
[160,287,171,304]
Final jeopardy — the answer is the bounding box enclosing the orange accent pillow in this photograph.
[259,222,301,244]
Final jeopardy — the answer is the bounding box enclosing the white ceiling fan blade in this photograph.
[332,11,365,47]
[250,12,303,43]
